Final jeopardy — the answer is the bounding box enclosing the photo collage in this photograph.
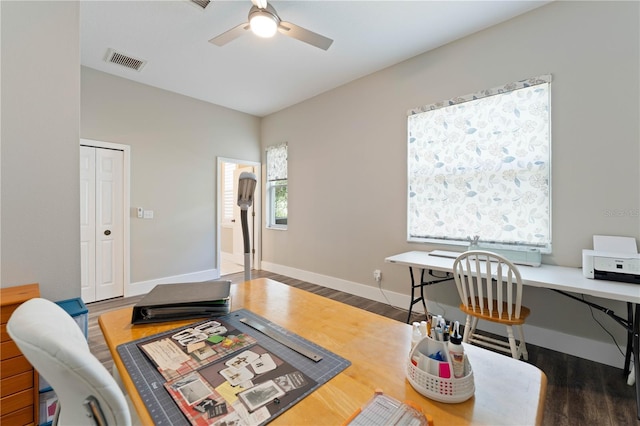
[138,318,316,425]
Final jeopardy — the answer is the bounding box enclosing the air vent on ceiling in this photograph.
[189,0,211,10]
[104,49,146,72]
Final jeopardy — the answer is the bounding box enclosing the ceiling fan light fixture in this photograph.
[210,2,333,50]
[249,10,278,38]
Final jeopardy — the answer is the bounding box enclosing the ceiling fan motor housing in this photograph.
[248,4,280,38]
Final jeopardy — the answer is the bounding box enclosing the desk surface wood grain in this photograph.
[99,278,546,425]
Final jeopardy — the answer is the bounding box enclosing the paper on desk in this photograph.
[140,338,191,371]
[593,235,638,254]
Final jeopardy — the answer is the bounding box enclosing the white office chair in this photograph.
[7,298,132,426]
[453,250,530,360]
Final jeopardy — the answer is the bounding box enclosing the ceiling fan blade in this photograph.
[278,21,333,50]
[209,22,250,47]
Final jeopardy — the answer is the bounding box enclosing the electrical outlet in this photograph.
[373,269,382,282]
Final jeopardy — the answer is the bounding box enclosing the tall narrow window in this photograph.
[222,162,236,225]
[266,143,288,229]
[407,75,552,251]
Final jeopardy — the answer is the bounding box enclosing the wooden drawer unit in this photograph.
[0,283,40,425]
[1,371,34,398]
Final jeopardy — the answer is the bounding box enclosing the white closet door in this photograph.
[95,148,124,300]
[80,146,124,302]
[80,146,97,302]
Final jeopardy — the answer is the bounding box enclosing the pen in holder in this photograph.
[407,336,475,403]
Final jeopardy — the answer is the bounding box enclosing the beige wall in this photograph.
[0,0,261,298]
[1,0,638,366]
[221,227,233,253]
[261,1,639,354]
[1,1,81,301]
[81,68,261,285]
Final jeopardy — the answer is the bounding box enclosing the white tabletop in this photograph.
[385,251,640,304]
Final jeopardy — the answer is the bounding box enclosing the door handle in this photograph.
[104,230,111,236]
[231,219,236,223]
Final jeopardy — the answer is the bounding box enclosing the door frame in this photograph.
[217,157,261,275]
[80,138,131,297]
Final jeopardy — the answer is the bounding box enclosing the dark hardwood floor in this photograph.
[87,270,638,425]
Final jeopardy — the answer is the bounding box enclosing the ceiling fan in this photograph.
[208,0,333,51]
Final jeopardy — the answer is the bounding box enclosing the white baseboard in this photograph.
[221,251,234,262]
[126,269,219,297]
[221,251,244,265]
[261,262,628,369]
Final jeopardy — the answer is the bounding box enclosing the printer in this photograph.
[582,249,640,284]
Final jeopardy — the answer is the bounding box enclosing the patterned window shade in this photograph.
[407,75,551,250]
[266,143,287,181]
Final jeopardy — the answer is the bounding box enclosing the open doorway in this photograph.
[217,158,261,277]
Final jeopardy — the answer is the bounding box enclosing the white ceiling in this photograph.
[80,0,550,117]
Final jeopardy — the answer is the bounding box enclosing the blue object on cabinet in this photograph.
[54,298,88,337]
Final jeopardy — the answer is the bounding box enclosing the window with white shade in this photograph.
[266,143,288,229]
[407,75,552,251]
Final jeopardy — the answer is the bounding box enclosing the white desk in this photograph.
[387,250,640,303]
[385,250,640,419]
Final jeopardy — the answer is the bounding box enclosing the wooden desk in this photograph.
[385,250,640,419]
[100,278,547,425]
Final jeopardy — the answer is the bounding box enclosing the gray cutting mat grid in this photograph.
[117,309,352,425]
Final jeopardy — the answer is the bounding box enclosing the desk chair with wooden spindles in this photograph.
[453,250,530,360]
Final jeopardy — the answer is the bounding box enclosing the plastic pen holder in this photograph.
[407,336,474,403]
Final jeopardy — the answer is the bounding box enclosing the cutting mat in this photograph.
[117,309,351,425]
